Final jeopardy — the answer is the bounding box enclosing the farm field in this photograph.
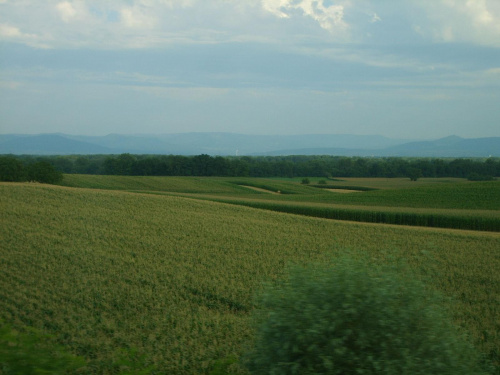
[271,176,468,189]
[60,175,500,231]
[61,174,500,210]
[59,174,254,195]
[1,179,499,374]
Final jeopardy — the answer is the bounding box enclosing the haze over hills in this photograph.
[0,133,499,157]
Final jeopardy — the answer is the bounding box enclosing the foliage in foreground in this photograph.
[0,322,86,374]
[245,258,491,375]
[0,321,155,375]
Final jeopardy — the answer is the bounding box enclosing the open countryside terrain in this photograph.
[1,176,499,374]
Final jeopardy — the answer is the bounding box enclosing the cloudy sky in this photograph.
[1,0,499,139]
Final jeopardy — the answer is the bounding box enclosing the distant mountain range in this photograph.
[0,133,498,157]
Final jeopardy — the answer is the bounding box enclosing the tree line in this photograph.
[0,156,63,184]
[1,154,498,181]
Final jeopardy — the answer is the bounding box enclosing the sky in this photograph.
[1,0,500,139]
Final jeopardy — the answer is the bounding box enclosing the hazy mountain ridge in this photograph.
[0,134,114,155]
[0,133,498,157]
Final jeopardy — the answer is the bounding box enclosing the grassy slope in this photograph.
[1,183,499,373]
[60,174,255,195]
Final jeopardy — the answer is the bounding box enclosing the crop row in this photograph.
[206,198,500,232]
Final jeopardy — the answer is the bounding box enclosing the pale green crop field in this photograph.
[1,182,499,374]
[60,174,255,195]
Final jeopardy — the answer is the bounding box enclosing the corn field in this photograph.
[1,182,499,373]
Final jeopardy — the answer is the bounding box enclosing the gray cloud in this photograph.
[0,0,499,138]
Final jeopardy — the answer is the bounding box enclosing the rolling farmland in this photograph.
[1,177,499,374]
[60,174,500,210]
[60,175,500,231]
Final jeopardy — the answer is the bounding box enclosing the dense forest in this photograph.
[1,154,498,181]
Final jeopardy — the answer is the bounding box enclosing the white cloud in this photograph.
[414,0,500,46]
[465,0,494,25]
[56,2,77,23]
[0,23,22,37]
[485,67,500,75]
[55,1,96,24]
[0,23,48,48]
[120,6,157,29]
[262,0,291,18]
[1,1,500,49]
[261,0,348,33]
[371,13,381,23]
